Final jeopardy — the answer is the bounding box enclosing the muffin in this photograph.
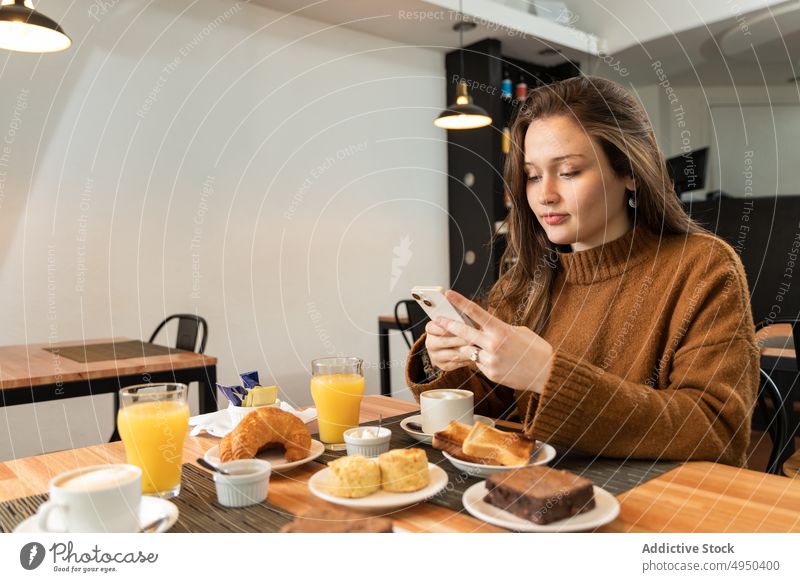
[378,448,430,492]
[326,455,381,498]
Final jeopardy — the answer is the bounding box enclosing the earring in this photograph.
[627,191,637,209]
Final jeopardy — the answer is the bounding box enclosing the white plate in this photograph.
[462,481,620,532]
[308,463,448,510]
[204,439,325,473]
[441,441,557,478]
[13,496,179,533]
[399,414,496,445]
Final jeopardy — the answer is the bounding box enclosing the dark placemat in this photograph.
[314,411,679,513]
[170,464,294,532]
[0,464,294,533]
[0,492,47,533]
[43,340,184,363]
[550,455,678,497]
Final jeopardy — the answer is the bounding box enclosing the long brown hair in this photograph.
[489,75,704,333]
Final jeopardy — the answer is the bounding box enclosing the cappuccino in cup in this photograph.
[420,389,475,434]
[36,464,142,532]
[60,466,140,491]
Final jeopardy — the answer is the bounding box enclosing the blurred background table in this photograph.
[0,337,218,438]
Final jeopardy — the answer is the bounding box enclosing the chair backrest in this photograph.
[394,300,430,349]
[756,368,790,474]
[149,314,208,354]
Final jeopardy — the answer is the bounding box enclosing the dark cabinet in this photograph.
[444,39,580,299]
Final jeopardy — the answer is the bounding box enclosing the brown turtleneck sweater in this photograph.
[405,226,759,467]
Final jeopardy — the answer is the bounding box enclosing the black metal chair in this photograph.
[149,314,208,354]
[755,317,798,472]
[393,300,429,350]
[755,368,790,475]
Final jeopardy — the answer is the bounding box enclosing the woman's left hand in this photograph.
[435,290,554,394]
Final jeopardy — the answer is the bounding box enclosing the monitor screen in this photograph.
[666,147,708,195]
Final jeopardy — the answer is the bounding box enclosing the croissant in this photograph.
[219,407,312,463]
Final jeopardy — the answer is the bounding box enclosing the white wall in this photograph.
[0,0,447,460]
[625,81,800,200]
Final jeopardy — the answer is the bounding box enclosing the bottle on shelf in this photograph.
[502,126,511,154]
[515,75,528,100]
[501,70,513,100]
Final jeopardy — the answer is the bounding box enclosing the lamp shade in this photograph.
[0,0,71,53]
[434,79,492,130]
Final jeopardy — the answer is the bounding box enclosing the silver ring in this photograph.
[469,347,481,363]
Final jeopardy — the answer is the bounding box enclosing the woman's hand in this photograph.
[424,319,476,372]
[433,290,554,394]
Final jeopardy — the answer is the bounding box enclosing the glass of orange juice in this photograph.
[310,357,365,450]
[117,383,189,498]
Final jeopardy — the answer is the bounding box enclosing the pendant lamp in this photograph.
[434,0,492,130]
[0,0,71,53]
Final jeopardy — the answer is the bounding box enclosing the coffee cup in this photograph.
[420,389,474,434]
[35,464,142,533]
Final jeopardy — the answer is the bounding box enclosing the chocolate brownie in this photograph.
[484,466,595,525]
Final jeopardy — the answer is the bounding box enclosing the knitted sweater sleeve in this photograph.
[528,239,760,466]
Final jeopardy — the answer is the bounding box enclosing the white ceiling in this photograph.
[246,0,598,65]
[250,0,800,85]
[582,0,800,85]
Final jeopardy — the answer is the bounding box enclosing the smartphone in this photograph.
[410,286,480,330]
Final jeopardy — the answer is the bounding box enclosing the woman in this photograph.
[406,75,759,466]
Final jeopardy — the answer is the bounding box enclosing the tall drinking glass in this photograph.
[310,357,365,451]
[117,383,189,498]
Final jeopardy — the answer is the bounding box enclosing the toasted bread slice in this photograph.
[434,420,472,447]
[432,421,493,464]
[462,422,535,466]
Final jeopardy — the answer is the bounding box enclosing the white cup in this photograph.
[420,389,474,434]
[35,464,142,533]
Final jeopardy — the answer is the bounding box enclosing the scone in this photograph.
[378,448,430,492]
[326,456,381,498]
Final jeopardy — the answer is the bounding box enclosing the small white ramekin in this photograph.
[213,459,272,508]
[343,426,391,458]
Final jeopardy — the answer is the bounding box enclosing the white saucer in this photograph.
[399,414,496,445]
[441,441,557,478]
[204,439,325,473]
[462,481,620,532]
[13,496,179,533]
[308,463,448,510]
